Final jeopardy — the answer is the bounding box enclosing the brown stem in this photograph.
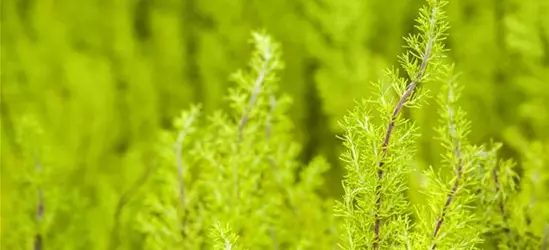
[491,165,512,239]
[492,167,506,217]
[34,154,43,250]
[429,77,466,249]
[542,224,549,250]
[372,4,439,248]
[108,160,154,250]
[430,148,463,250]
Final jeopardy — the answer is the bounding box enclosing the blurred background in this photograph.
[1,0,548,246]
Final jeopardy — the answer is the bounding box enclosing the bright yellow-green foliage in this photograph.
[2,0,549,249]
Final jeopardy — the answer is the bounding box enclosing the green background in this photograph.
[2,0,549,247]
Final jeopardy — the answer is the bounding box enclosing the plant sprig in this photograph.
[336,0,450,249]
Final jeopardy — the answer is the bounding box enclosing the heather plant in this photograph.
[111,32,338,250]
[334,0,548,249]
[335,0,452,248]
[407,69,484,250]
[2,0,549,249]
[473,142,549,249]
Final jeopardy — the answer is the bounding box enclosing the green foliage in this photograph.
[210,221,241,250]
[104,32,337,250]
[2,0,549,249]
[335,0,450,248]
[410,69,483,249]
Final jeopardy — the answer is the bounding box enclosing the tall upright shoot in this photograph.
[336,0,450,248]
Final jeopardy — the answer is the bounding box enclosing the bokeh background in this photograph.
[1,0,549,247]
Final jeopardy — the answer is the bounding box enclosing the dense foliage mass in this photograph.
[2,0,549,249]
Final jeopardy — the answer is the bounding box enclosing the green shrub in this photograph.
[1,0,548,249]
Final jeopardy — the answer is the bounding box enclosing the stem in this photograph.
[237,59,271,140]
[430,85,463,250]
[235,53,272,198]
[175,110,199,210]
[373,4,439,249]
[492,167,506,217]
[225,240,233,250]
[108,160,154,250]
[265,94,281,250]
[269,226,279,250]
[265,95,276,141]
[492,164,511,236]
[34,154,43,250]
[542,224,549,250]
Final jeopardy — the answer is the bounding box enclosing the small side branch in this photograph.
[235,54,273,199]
[542,224,549,250]
[491,164,511,236]
[430,149,463,250]
[430,71,465,250]
[238,61,271,140]
[492,167,506,218]
[372,4,439,249]
[264,95,283,250]
[265,95,276,141]
[175,110,199,210]
[34,154,44,250]
[108,161,154,250]
[429,76,466,250]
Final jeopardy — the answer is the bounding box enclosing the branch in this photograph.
[430,82,464,250]
[265,94,276,141]
[238,59,271,140]
[543,224,549,250]
[491,163,511,236]
[235,49,273,198]
[175,110,199,210]
[492,166,506,217]
[34,153,43,250]
[108,160,154,250]
[372,3,439,249]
